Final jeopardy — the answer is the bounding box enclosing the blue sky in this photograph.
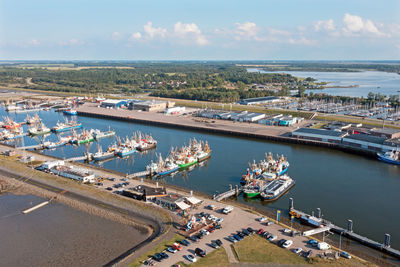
[1,0,399,60]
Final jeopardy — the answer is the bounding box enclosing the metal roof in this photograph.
[292,127,346,137]
[344,134,387,144]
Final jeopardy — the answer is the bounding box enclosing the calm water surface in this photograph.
[248,68,400,97]
[3,108,400,249]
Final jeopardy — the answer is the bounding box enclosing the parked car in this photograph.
[195,248,206,257]
[216,218,224,224]
[206,204,216,210]
[201,229,209,236]
[283,228,292,234]
[340,251,352,259]
[106,187,113,191]
[257,229,265,235]
[196,233,203,240]
[247,227,254,233]
[233,234,242,241]
[308,239,318,247]
[277,239,287,247]
[153,253,163,262]
[227,236,237,243]
[265,221,274,226]
[215,239,223,246]
[172,242,183,251]
[242,229,250,236]
[282,239,293,248]
[268,235,277,241]
[160,252,169,259]
[180,239,190,246]
[293,247,303,254]
[189,235,198,242]
[237,232,245,238]
[222,206,233,214]
[208,226,215,233]
[210,241,219,248]
[185,254,197,262]
[214,224,222,229]
[317,242,331,250]
[167,247,177,253]
[304,249,313,259]
[258,217,268,222]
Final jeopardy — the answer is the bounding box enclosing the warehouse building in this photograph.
[342,134,396,152]
[122,185,167,201]
[100,99,128,108]
[129,100,174,112]
[237,96,280,105]
[291,128,347,143]
[369,128,400,139]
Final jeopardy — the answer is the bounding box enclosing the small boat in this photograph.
[377,149,400,165]
[28,122,51,135]
[64,109,77,115]
[260,175,295,201]
[117,147,137,157]
[91,128,116,140]
[51,119,82,132]
[44,140,67,149]
[135,133,157,152]
[26,114,41,125]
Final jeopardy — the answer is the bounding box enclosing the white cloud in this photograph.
[69,38,79,45]
[314,19,335,31]
[143,22,166,39]
[289,37,316,46]
[173,22,208,45]
[268,28,291,36]
[234,22,260,40]
[130,32,142,41]
[112,32,121,40]
[29,39,40,46]
[342,13,385,36]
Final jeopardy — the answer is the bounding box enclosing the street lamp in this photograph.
[339,231,343,251]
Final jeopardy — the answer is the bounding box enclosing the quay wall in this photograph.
[76,108,377,159]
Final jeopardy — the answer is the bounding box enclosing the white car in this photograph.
[201,229,210,235]
[216,218,224,223]
[317,242,331,250]
[258,217,268,222]
[293,247,303,254]
[282,239,293,248]
[283,228,292,234]
[267,235,277,241]
[185,254,197,262]
[167,247,177,253]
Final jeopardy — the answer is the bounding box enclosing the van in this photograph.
[317,242,331,250]
[222,206,233,214]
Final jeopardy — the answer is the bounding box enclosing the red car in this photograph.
[172,242,183,251]
[257,229,265,235]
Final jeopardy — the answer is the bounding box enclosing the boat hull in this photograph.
[197,153,211,162]
[136,143,157,152]
[52,124,82,133]
[46,141,67,149]
[117,149,136,157]
[378,154,400,165]
[93,153,115,161]
[178,160,198,169]
[157,166,179,176]
[29,130,51,136]
[243,191,260,198]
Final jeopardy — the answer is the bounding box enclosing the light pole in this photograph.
[339,231,343,251]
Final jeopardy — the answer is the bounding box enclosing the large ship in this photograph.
[377,149,400,165]
[260,175,295,201]
[51,119,82,133]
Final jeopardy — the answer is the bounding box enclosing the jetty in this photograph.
[64,154,91,162]
[288,198,400,259]
[214,185,242,201]
[126,170,151,179]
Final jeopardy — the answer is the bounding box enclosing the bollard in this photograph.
[235,185,239,196]
[229,184,232,191]
[347,220,353,232]
[384,234,391,248]
[316,208,321,218]
[289,198,294,210]
[190,190,193,196]
[141,178,143,184]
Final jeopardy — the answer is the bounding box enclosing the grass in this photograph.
[232,235,373,267]
[128,233,184,267]
[172,247,229,267]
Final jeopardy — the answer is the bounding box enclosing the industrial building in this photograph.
[258,114,284,125]
[129,100,174,112]
[100,99,128,108]
[237,96,280,105]
[164,106,185,115]
[342,134,396,152]
[50,165,95,183]
[369,128,400,139]
[122,185,167,201]
[291,128,348,143]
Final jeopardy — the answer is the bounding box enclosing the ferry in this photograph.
[260,175,295,201]
[377,150,400,165]
[51,120,82,132]
[63,109,77,115]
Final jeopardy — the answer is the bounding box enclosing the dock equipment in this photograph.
[288,198,400,259]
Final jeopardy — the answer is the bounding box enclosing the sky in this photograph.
[0,0,399,60]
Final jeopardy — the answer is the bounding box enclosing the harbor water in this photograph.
[2,108,400,250]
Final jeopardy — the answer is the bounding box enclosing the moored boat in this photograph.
[91,128,116,140]
[92,145,116,161]
[28,122,51,135]
[70,130,95,145]
[377,150,400,165]
[64,109,77,115]
[260,175,295,201]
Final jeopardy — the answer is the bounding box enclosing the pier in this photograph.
[288,198,400,259]
[126,170,151,178]
[214,185,242,201]
[64,154,91,162]
[18,144,44,150]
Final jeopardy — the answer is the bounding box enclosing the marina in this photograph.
[0,104,399,253]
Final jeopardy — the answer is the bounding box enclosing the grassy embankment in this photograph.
[232,235,374,267]
[173,247,230,267]
[128,233,184,267]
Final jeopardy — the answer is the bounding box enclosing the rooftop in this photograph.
[344,134,387,145]
[292,127,346,137]
[370,128,400,135]
[238,96,279,103]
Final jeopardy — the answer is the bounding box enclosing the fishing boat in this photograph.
[243,180,266,198]
[90,128,116,140]
[195,141,212,162]
[136,136,157,152]
[158,160,179,175]
[63,109,77,115]
[26,114,41,125]
[51,119,82,132]
[2,117,22,129]
[92,144,116,161]
[70,130,94,145]
[115,135,139,157]
[377,149,400,165]
[146,153,179,176]
[117,146,137,157]
[260,175,295,201]
[43,137,70,149]
[4,128,26,140]
[28,122,51,135]
[177,155,197,169]
[15,107,43,113]
[5,104,21,112]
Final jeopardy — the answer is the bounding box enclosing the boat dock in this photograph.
[126,170,151,179]
[213,185,242,201]
[288,198,400,259]
[18,144,44,150]
[64,154,92,162]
